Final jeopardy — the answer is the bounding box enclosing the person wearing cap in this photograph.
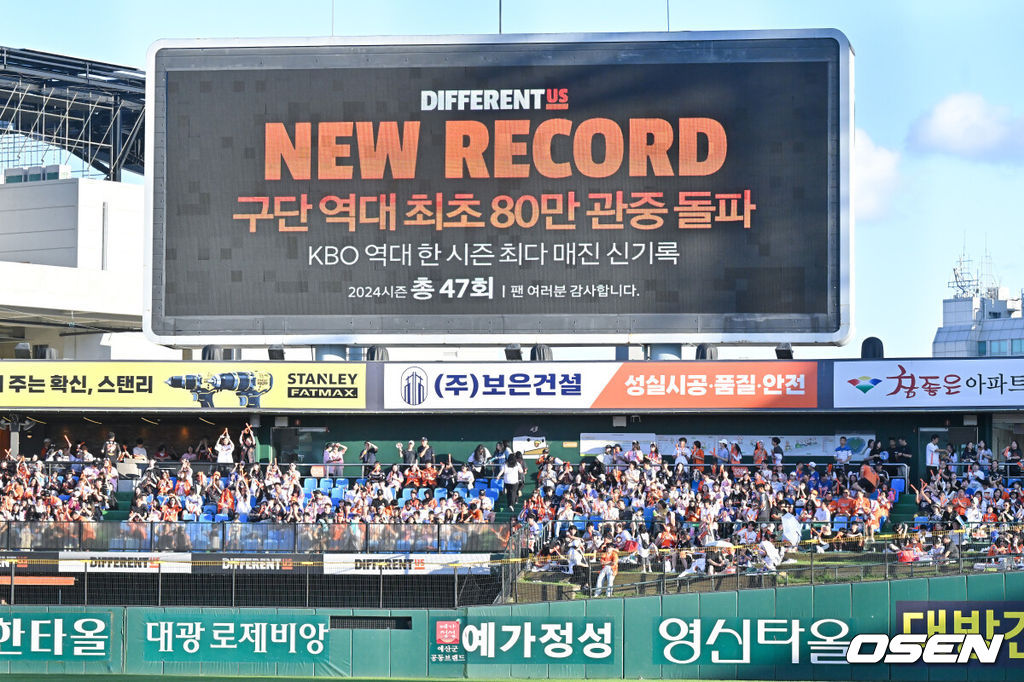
[415,437,435,465]
[715,439,730,469]
[324,442,346,477]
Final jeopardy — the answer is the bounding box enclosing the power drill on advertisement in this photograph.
[165,373,219,408]
[208,371,274,408]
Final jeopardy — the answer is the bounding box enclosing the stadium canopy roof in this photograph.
[0,46,145,179]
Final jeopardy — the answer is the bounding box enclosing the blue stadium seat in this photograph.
[238,513,249,523]
[319,478,333,490]
[303,478,316,491]
[203,504,217,516]
[336,478,349,488]
[331,488,344,500]
[891,479,905,494]
[435,488,447,499]
[214,514,229,523]
[182,513,195,522]
[355,478,367,486]
[200,514,214,523]
[484,490,499,501]
[832,515,849,531]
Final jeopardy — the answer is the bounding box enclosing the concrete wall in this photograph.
[0,178,142,271]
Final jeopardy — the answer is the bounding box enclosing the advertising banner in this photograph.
[834,358,1024,409]
[323,553,491,575]
[894,601,1024,666]
[580,433,875,462]
[57,552,192,574]
[0,612,113,660]
[148,31,850,344]
[139,612,329,662]
[429,615,618,666]
[190,553,320,574]
[385,361,817,411]
[430,601,1024,671]
[0,361,365,411]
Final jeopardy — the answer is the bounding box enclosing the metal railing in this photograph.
[0,521,512,554]
[37,459,506,479]
[514,547,1024,603]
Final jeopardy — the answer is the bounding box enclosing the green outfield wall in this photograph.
[1,572,1021,679]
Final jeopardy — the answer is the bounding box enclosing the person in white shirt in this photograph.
[834,436,853,474]
[674,438,691,470]
[215,429,235,467]
[500,452,526,510]
[977,441,993,471]
[925,434,942,473]
[759,535,784,571]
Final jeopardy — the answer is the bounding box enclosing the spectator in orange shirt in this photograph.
[834,490,856,516]
[690,442,705,473]
[595,541,619,597]
[730,443,747,479]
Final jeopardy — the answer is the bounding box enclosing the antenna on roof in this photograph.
[948,248,978,299]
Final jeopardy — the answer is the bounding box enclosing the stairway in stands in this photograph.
[102,491,134,521]
[886,493,919,527]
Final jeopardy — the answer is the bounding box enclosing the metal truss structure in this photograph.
[0,46,144,180]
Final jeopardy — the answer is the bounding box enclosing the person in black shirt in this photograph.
[416,437,435,465]
[396,441,417,468]
[367,462,386,487]
[437,458,457,491]
[360,441,378,469]
[936,534,959,566]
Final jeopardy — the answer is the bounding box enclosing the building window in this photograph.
[978,341,987,356]
[1013,339,1024,355]
[990,340,1009,355]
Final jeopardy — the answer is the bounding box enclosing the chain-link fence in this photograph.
[0,556,506,609]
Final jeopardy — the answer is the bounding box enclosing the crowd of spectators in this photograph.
[5,426,1023,571]
[0,427,529,527]
[525,435,1024,590]
[0,451,116,522]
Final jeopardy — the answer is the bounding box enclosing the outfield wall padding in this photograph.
[0,572,1021,679]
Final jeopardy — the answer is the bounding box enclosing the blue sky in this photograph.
[4,0,1022,358]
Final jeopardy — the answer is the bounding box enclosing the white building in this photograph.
[932,257,1024,357]
[0,176,181,360]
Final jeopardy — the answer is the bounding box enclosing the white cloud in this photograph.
[854,129,900,222]
[908,92,1024,160]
